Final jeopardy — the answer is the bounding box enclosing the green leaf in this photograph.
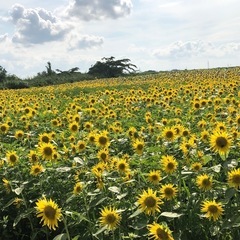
[72,235,80,240]
[14,185,24,195]
[210,164,221,173]
[13,208,34,227]
[202,155,212,165]
[3,198,16,209]
[129,208,142,219]
[160,212,183,218]
[108,186,120,194]
[93,225,107,238]
[53,234,68,240]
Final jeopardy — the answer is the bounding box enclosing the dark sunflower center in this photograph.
[71,125,78,131]
[42,136,50,143]
[166,131,173,138]
[202,178,211,186]
[79,144,85,149]
[167,162,174,170]
[44,206,56,220]
[144,196,156,208]
[105,213,116,224]
[183,131,188,136]
[99,136,107,145]
[216,137,227,148]
[34,167,40,173]
[208,205,218,214]
[118,163,126,170]
[151,175,158,181]
[137,144,143,150]
[232,175,240,184]
[1,126,7,131]
[156,228,168,240]
[10,155,17,163]
[100,153,107,160]
[44,147,53,156]
[165,188,174,196]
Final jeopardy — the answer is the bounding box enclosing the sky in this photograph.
[0,0,240,78]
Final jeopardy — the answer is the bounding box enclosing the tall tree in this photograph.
[0,66,7,82]
[88,57,137,78]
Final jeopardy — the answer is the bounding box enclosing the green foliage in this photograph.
[88,56,137,78]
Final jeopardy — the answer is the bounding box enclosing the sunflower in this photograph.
[137,188,162,215]
[97,148,109,162]
[147,222,174,240]
[210,130,231,156]
[95,131,110,148]
[2,178,11,193]
[196,174,213,191]
[92,162,106,176]
[0,123,9,134]
[132,138,145,155]
[38,142,56,161]
[69,122,79,134]
[191,162,202,172]
[227,168,240,189]
[160,155,178,174]
[28,150,39,163]
[162,127,177,142]
[77,140,86,152]
[160,183,178,200]
[99,206,121,230]
[201,200,224,221]
[148,170,161,185]
[35,197,62,230]
[116,158,129,173]
[30,164,44,176]
[38,133,52,143]
[15,130,24,139]
[6,151,19,166]
[73,182,83,195]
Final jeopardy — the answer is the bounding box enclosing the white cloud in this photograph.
[8,4,70,45]
[68,33,104,50]
[153,41,240,59]
[64,0,133,21]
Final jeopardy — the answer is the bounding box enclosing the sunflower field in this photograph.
[0,67,240,240]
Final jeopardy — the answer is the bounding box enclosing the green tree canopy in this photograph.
[0,66,7,82]
[88,56,137,78]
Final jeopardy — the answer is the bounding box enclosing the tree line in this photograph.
[0,57,140,89]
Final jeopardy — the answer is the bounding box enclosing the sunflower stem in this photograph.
[62,216,71,240]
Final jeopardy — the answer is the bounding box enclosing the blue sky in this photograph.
[0,0,239,78]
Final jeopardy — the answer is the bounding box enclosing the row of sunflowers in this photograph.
[0,67,240,239]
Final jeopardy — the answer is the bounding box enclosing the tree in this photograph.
[45,62,55,75]
[0,66,7,82]
[88,56,137,78]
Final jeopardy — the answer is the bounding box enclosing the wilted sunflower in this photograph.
[137,188,162,215]
[196,174,213,191]
[160,183,178,200]
[210,130,231,156]
[201,200,224,221]
[6,151,19,166]
[147,222,174,240]
[30,164,44,176]
[160,155,178,174]
[99,206,121,231]
[132,138,145,155]
[38,142,56,161]
[148,170,162,185]
[2,178,11,193]
[227,168,240,189]
[35,197,62,230]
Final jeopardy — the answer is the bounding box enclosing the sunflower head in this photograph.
[160,155,178,174]
[35,197,62,230]
[148,170,161,185]
[137,188,162,215]
[6,151,19,166]
[160,183,178,200]
[228,168,240,189]
[196,174,213,191]
[201,200,224,221]
[99,206,121,230]
[147,222,174,240]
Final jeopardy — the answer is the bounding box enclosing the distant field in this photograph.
[0,67,240,240]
